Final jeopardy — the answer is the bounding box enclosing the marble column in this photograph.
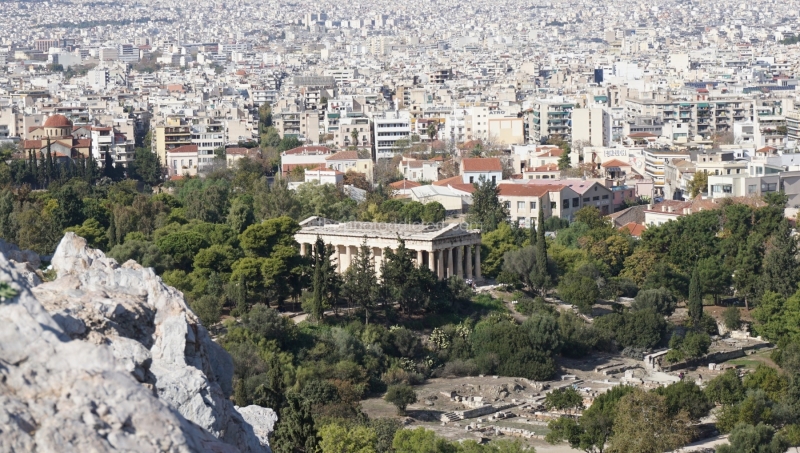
[466,245,473,280]
[447,247,454,279]
[428,250,436,274]
[456,246,463,279]
[474,245,482,280]
[345,245,353,272]
[417,249,424,268]
[373,247,383,275]
[436,249,444,280]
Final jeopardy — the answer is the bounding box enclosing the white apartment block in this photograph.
[374,111,411,159]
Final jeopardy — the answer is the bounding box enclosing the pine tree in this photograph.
[761,219,799,298]
[530,206,551,295]
[466,175,508,232]
[688,266,703,323]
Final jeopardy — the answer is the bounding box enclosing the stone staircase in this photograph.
[440,412,462,423]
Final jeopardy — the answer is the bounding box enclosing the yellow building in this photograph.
[152,117,191,164]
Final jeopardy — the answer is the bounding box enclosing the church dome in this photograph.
[44,114,73,128]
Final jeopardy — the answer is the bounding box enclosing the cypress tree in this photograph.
[688,266,703,323]
[104,151,115,179]
[37,150,46,188]
[761,219,799,298]
[45,140,53,185]
[310,237,327,322]
[530,206,550,295]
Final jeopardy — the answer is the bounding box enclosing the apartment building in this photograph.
[273,103,321,144]
[334,115,371,149]
[571,106,612,147]
[374,110,411,159]
[643,149,691,197]
[498,184,553,228]
[487,117,525,146]
[527,99,575,143]
[708,162,780,199]
[191,119,226,168]
[153,117,192,164]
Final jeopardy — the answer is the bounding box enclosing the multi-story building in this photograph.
[786,110,800,147]
[571,106,612,147]
[527,99,575,144]
[191,120,226,169]
[373,110,411,159]
[334,115,371,149]
[273,102,321,144]
[643,149,691,197]
[153,117,192,164]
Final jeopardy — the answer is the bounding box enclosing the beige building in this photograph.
[325,151,374,182]
[295,217,483,281]
[571,107,611,147]
[487,117,525,146]
[153,117,192,165]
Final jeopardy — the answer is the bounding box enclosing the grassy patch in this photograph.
[471,294,507,313]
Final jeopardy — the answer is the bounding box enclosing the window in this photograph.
[748,184,757,194]
[564,199,570,209]
[469,176,474,183]
[504,201,510,209]
[583,197,590,202]
[573,197,579,206]
[761,182,777,192]
[189,160,192,167]
[491,175,496,183]
[551,202,557,209]
[593,196,599,201]
[530,201,536,209]
[172,159,177,169]
[517,201,525,211]
[602,195,609,200]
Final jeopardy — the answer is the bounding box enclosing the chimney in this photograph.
[668,206,674,213]
[661,205,666,212]
[647,204,652,210]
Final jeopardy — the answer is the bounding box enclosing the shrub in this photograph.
[384,383,417,415]
[723,306,741,331]
[440,359,480,377]
[190,295,222,326]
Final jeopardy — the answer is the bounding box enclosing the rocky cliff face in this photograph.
[0,233,276,453]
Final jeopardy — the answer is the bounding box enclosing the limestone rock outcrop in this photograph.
[0,233,276,452]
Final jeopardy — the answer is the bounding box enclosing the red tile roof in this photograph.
[498,184,558,197]
[326,150,359,161]
[449,183,476,194]
[535,148,564,158]
[389,179,422,190]
[167,144,198,154]
[462,157,502,172]
[620,222,647,237]
[283,145,332,155]
[433,175,464,186]
[601,159,631,168]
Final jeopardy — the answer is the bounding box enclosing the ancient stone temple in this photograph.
[295,217,483,281]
